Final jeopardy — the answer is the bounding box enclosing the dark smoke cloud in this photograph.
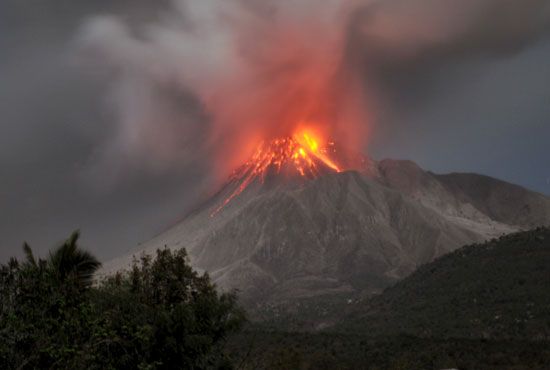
[1,0,549,262]
[0,0,202,262]
[78,0,367,183]
[346,0,550,105]
[355,0,550,62]
[77,0,550,182]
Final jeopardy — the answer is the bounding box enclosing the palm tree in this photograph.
[21,232,101,288]
[47,230,101,288]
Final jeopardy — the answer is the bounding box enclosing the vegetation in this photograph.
[227,330,550,370]
[0,232,245,369]
[2,227,549,369]
[226,227,550,369]
[249,292,363,332]
[339,227,550,340]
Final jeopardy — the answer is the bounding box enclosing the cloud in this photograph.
[352,0,550,71]
[1,0,549,262]
[78,0,550,186]
[78,0,372,184]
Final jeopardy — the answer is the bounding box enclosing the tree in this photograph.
[91,248,245,369]
[0,232,102,369]
[47,230,101,288]
[0,234,245,369]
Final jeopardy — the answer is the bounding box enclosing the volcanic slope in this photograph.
[102,150,550,306]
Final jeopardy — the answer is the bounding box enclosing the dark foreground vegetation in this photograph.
[0,232,245,369]
[1,228,549,369]
[227,330,550,370]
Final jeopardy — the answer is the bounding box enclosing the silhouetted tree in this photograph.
[0,233,245,369]
[47,230,100,287]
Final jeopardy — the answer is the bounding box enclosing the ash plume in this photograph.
[78,0,550,185]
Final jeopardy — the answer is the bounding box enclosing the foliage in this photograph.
[0,233,245,369]
[227,329,550,370]
[91,248,246,369]
[338,227,550,340]
[2,226,549,369]
[226,227,550,369]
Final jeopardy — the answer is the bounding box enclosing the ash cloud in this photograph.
[352,0,550,85]
[78,0,550,184]
[356,0,550,60]
[79,0,364,183]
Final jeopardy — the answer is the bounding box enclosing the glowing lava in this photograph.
[211,131,342,216]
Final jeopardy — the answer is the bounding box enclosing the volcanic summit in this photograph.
[211,130,376,216]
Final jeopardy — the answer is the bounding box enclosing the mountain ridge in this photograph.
[100,155,550,307]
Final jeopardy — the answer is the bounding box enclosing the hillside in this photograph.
[226,228,550,369]
[435,172,550,228]
[338,227,550,340]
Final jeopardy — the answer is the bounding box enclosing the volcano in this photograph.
[102,137,550,309]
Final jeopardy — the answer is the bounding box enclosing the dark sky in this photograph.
[1,0,549,262]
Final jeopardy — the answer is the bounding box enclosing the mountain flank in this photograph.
[101,157,550,308]
[338,227,550,340]
[226,228,550,369]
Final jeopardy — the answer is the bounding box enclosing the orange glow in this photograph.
[294,129,341,172]
[211,130,342,216]
[203,11,371,180]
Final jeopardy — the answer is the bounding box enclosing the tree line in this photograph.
[0,231,245,369]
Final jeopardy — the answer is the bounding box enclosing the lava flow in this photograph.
[211,130,342,216]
